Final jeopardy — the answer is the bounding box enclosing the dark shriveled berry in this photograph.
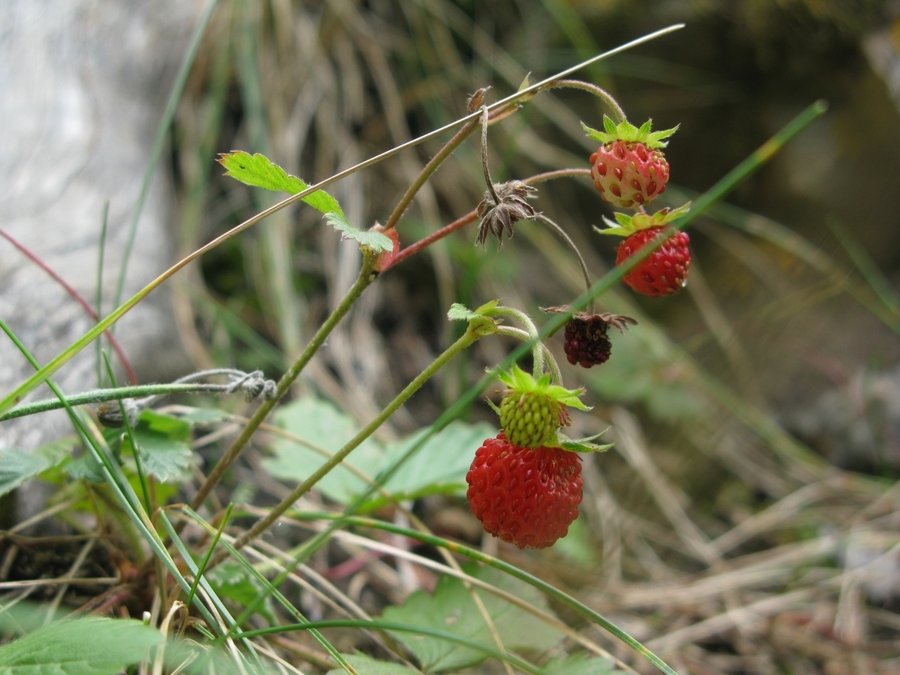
[563,312,638,368]
[565,317,610,368]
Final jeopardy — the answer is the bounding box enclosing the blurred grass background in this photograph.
[166,1,899,672]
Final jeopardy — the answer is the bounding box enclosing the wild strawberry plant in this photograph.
[0,20,831,674]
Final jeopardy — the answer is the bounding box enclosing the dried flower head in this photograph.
[476,180,537,246]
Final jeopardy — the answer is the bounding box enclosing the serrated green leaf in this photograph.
[381,565,564,672]
[264,396,492,507]
[124,411,195,482]
[0,616,162,674]
[0,444,66,497]
[323,212,393,252]
[263,396,384,504]
[207,562,276,624]
[361,421,495,508]
[218,150,345,218]
[447,303,478,321]
[66,454,105,483]
[326,653,421,675]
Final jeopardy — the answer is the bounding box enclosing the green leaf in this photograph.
[542,652,625,675]
[0,616,162,674]
[323,212,393,252]
[263,396,384,504]
[447,303,478,322]
[326,653,421,675]
[552,517,601,567]
[207,562,276,624]
[217,150,345,218]
[381,565,564,672]
[123,411,196,482]
[264,396,492,507]
[0,444,66,497]
[362,421,494,507]
[65,454,105,483]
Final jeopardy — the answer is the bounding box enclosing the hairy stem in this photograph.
[189,253,380,511]
[228,324,488,554]
[542,79,627,122]
[383,116,481,231]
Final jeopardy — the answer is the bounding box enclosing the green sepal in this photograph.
[582,115,679,148]
[558,431,613,454]
[496,364,590,412]
[594,202,692,238]
[448,300,500,337]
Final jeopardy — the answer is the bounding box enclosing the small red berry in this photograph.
[583,116,678,210]
[616,226,691,297]
[590,140,670,209]
[466,433,583,549]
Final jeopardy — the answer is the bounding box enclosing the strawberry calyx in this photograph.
[497,364,590,412]
[493,365,590,448]
[582,115,679,149]
[595,202,692,238]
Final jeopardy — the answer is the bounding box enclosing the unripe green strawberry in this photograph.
[494,365,589,448]
[595,203,693,297]
[584,116,678,210]
[498,390,561,447]
[466,433,583,548]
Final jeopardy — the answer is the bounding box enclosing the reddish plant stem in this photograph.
[0,228,137,384]
[382,210,478,272]
[382,168,592,273]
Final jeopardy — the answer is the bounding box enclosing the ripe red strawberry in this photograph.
[562,312,638,368]
[596,203,693,297]
[616,227,691,297]
[584,116,677,209]
[495,365,588,448]
[466,433,583,548]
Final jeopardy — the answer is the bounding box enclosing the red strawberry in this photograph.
[584,116,677,210]
[466,433,583,548]
[616,227,691,297]
[596,203,693,297]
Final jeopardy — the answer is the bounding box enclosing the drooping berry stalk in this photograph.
[227,304,500,554]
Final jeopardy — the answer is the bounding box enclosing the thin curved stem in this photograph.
[541,79,627,122]
[483,306,549,379]
[226,324,488,555]
[0,377,260,422]
[189,253,380,512]
[494,325,562,385]
[480,106,500,204]
[383,115,480,231]
[534,214,594,313]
